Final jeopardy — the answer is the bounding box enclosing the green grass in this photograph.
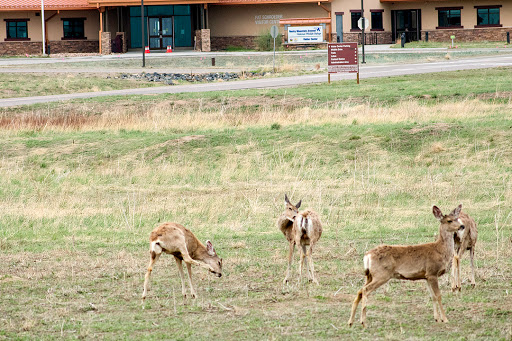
[1,70,512,340]
[0,73,160,99]
[392,41,511,49]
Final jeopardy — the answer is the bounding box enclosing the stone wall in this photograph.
[341,32,393,45]
[0,42,42,56]
[195,29,211,52]
[116,32,127,53]
[49,40,99,54]
[211,36,257,50]
[424,27,510,42]
[0,40,99,55]
[101,32,112,55]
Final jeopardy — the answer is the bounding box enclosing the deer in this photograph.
[451,211,477,291]
[277,194,322,285]
[348,204,466,328]
[141,222,222,303]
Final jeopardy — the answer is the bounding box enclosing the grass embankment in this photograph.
[1,69,512,340]
[394,41,510,49]
[0,73,161,99]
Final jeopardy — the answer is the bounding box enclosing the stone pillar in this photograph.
[101,31,111,55]
[116,32,127,53]
[195,29,210,52]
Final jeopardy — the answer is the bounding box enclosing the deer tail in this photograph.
[363,253,372,279]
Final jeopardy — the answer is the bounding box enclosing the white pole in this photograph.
[41,0,45,55]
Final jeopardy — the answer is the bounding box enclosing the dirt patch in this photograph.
[408,122,453,135]
[476,91,512,100]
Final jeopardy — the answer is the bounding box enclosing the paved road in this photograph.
[1,53,511,108]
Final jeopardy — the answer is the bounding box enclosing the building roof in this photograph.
[0,0,96,10]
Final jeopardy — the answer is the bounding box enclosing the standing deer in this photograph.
[278,194,301,284]
[348,204,466,327]
[294,209,323,285]
[451,211,477,291]
[142,222,222,302]
[277,194,322,285]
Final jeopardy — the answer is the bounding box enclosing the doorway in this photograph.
[148,16,173,49]
[391,10,421,43]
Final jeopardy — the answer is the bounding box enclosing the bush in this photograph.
[256,31,282,51]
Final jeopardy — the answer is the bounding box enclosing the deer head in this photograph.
[284,194,301,222]
[433,204,465,234]
[204,240,222,277]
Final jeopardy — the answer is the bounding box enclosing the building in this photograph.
[0,0,510,55]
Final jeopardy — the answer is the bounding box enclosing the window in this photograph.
[62,18,85,39]
[476,7,500,26]
[351,11,362,30]
[371,11,383,30]
[437,8,462,28]
[5,19,29,40]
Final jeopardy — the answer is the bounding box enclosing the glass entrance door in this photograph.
[148,16,173,49]
[392,10,421,43]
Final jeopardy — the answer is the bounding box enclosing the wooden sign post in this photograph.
[327,42,359,84]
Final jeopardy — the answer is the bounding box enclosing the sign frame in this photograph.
[287,25,324,44]
[327,42,360,84]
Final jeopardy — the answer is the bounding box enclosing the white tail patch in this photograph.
[363,254,372,272]
[151,241,162,254]
[297,216,312,234]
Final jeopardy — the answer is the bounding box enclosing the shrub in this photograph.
[256,31,282,51]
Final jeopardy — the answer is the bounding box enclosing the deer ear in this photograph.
[432,206,443,220]
[296,200,302,209]
[284,194,290,205]
[450,204,462,218]
[206,240,215,256]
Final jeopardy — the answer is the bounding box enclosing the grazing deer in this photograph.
[451,211,477,291]
[277,194,322,285]
[348,204,466,327]
[142,222,222,302]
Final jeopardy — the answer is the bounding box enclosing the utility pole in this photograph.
[41,0,45,55]
[361,0,365,63]
[141,0,145,67]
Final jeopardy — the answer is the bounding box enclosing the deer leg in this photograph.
[451,255,461,292]
[142,249,161,303]
[178,242,215,273]
[427,276,448,323]
[426,280,440,322]
[174,257,188,298]
[360,276,389,328]
[469,247,476,288]
[348,269,373,327]
[450,255,458,292]
[185,262,197,299]
[283,242,295,285]
[298,244,306,285]
[301,244,311,282]
[306,244,319,285]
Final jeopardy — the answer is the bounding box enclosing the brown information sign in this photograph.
[328,43,358,74]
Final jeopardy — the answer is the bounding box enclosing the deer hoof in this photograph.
[191,293,197,299]
[347,321,353,327]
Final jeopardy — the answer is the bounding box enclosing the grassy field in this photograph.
[1,69,512,340]
[394,41,510,49]
[0,73,160,99]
